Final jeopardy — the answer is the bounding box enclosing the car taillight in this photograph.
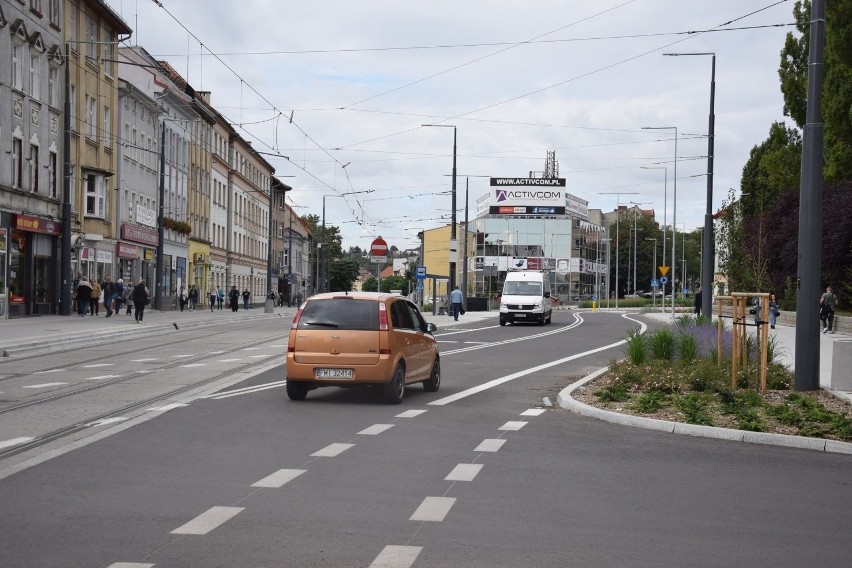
[378,301,388,331]
[291,304,305,330]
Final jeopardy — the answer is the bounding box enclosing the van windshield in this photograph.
[298,299,379,331]
[503,281,542,296]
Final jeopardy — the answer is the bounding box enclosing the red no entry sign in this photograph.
[370,236,388,256]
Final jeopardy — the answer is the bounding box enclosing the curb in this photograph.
[557,367,852,456]
[2,312,285,358]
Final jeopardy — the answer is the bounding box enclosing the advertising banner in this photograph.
[489,178,565,208]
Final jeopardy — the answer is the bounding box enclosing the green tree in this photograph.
[779,0,852,181]
[360,275,410,295]
[362,276,378,292]
[302,214,343,292]
[327,258,360,292]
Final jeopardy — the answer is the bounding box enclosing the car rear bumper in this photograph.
[286,354,396,385]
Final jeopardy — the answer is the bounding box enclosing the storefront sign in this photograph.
[15,214,61,235]
[96,250,113,263]
[489,178,565,208]
[117,242,141,259]
[121,223,158,246]
[135,203,157,228]
[144,249,155,261]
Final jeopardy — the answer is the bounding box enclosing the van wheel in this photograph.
[383,364,406,404]
[538,314,545,325]
[286,380,308,401]
[423,358,441,392]
[499,316,506,326]
[546,312,552,324]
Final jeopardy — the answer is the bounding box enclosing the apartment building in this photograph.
[270,176,311,306]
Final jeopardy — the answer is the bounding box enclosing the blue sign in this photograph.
[591,295,597,301]
[416,265,427,279]
[651,279,659,288]
[660,277,668,285]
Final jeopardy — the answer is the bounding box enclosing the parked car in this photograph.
[285,292,440,403]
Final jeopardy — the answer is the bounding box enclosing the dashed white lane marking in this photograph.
[208,350,226,354]
[463,341,490,344]
[130,358,158,362]
[107,563,155,568]
[249,355,271,358]
[23,382,67,388]
[33,369,64,374]
[368,545,423,568]
[445,463,483,482]
[87,417,129,427]
[474,439,506,452]
[83,363,114,368]
[171,506,245,535]
[396,409,427,418]
[499,421,528,431]
[410,496,456,522]
[209,382,287,399]
[87,375,119,381]
[268,344,287,348]
[0,437,35,450]
[146,403,188,412]
[180,363,206,368]
[217,358,242,363]
[358,424,394,436]
[436,340,459,344]
[242,347,262,351]
[172,354,194,359]
[311,443,355,457]
[251,468,306,488]
[521,408,547,416]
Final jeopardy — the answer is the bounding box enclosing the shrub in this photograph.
[686,359,729,393]
[674,392,714,425]
[624,329,647,365]
[631,391,671,413]
[595,383,629,402]
[678,332,699,362]
[648,328,676,361]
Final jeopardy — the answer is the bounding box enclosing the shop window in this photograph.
[85,172,106,218]
[9,231,26,304]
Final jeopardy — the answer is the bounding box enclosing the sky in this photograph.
[111,0,797,252]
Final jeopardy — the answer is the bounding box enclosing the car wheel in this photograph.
[499,316,506,326]
[383,363,406,404]
[423,358,441,392]
[286,380,308,401]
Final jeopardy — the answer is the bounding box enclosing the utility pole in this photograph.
[60,44,72,315]
[155,123,166,311]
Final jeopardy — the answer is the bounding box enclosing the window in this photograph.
[68,8,77,44]
[31,0,43,14]
[49,0,61,28]
[12,42,24,90]
[69,85,76,130]
[12,139,23,189]
[85,172,106,217]
[86,16,98,61]
[49,151,58,198]
[86,95,97,139]
[30,145,39,193]
[103,106,111,145]
[30,49,41,100]
[48,66,59,107]
[103,34,114,76]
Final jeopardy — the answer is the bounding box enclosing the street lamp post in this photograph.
[422,124,457,292]
[321,189,373,292]
[664,52,715,318]
[642,126,678,320]
[640,165,667,295]
[630,201,651,296]
[599,192,639,309]
[645,238,658,309]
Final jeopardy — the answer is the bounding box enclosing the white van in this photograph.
[499,271,552,326]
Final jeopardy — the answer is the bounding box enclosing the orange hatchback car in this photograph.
[286,292,440,403]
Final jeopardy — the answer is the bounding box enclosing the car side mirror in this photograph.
[544,291,550,298]
[426,323,438,333]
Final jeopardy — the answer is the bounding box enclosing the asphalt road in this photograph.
[0,311,850,567]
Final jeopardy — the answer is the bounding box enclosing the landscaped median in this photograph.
[557,316,852,455]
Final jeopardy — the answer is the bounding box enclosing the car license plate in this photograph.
[315,368,354,379]
[515,314,526,318]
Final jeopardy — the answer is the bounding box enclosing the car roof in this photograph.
[307,291,405,302]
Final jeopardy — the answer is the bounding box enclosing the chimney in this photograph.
[197,91,211,104]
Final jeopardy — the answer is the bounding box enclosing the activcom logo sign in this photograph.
[495,190,510,202]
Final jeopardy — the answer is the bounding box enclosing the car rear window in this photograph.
[297,298,379,331]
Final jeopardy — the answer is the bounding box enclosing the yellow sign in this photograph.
[659,266,670,276]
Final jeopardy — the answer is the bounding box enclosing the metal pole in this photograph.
[672,129,677,319]
[60,44,72,315]
[450,127,457,292]
[321,195,325,293]
[288,205,293,307]
[155,122,166,311]
[795,0,825,392]
[701,55,716,318]
[462,178,468,310]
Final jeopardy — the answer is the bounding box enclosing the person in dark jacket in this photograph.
[132,278,150,323]
[693,288,703,317]
[76,277,93,317]
[229,286,240,312]
[188,285,199,312]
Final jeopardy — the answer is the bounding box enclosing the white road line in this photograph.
[107,563,155,568]
[171,506,244,535]
[395,409,427,418]
[0,437,35,450]
[249,355,271,358]
[521,408,547,416]
[33,369,64,374]
[437,325,500,336]
[499,421,527,431]
[251,468,306,488]
[87,417,129,427]
[436,340,459,344]
[430,335,628,406]
[440,318,582,356]
[409,496,456,522]
[146,403,188,412]
[210,383,286,399]
[130,358,158,362]
[217,358,242,363]
[203,381,287,398]
[268,344,287,348]
[358,424,394,436]
[463,341,490,344]
[83,363,114,368]
[445,463,483,482]
[172,354,194,359]
[311,443,355,457]
[208,350,226,354]
[180,363,206,368]
[242,347,262,351]
[474,439,506,452]
[23,382,67,388]
[87,375,119,381]
[368,545,423,568]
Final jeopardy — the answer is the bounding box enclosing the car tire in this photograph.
[538,314,545,325]
[383,363,406,404]
[423,357,441,392]
[286,380,309,401]
[546,312,552,324]
[499,316,506,326]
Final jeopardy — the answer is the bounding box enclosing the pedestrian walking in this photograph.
[72,271,82,313]
[113,279,125,315]
[769,292,780,330]
[123,283,134,316]
[132,278,150,323]
[76,276,93,317]
[693,288,703,317]
[820,285,838,334]
[229,286,240,312]
[178,286,187,312]
[217,286,225,310]
[90,279,101,316]
[188,286,198,311]
[449,285,464,321]
[102,276,115,317]
[208,285,217,312]
[242,288,251,310]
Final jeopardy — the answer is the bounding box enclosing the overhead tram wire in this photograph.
[335,0,790,151]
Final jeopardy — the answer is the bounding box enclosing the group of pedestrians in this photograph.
[73,272,149,322]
